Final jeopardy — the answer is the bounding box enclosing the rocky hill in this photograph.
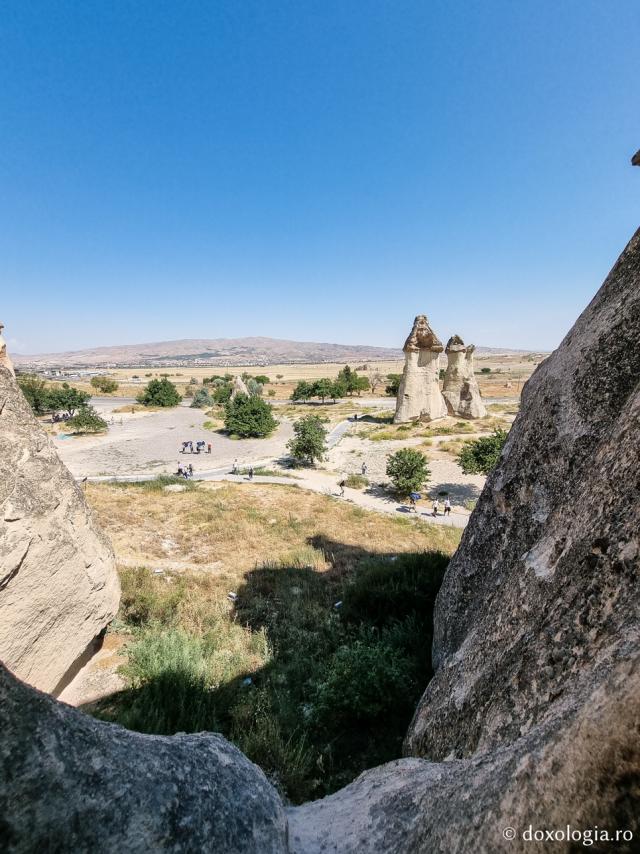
[12,336,527,369]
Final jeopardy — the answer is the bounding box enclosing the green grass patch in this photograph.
[93,550,449,803]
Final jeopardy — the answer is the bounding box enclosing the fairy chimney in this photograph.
[442,335,486,419]
[394,315,447,423]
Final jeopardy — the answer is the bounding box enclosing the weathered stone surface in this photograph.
[0,366,120,693]
[231,374,250,399]
[287,228,640,851]
[406,227,640,762]
[0,664,288,853]
[394,315,447,423]
[442,335,487,418]
[0,323,14,375]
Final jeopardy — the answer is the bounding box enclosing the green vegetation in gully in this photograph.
[93,549,449,804]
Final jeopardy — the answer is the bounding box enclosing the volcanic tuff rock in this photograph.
[442,335,487,419]
[394,315,447,423]
[0,323,14,375]
[1,229,639,853]
[0,366,120,693]
[231,374,250,399]
[0,664,288,853]
[289,227,640,850]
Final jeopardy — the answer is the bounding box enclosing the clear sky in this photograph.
[1,1,638,355]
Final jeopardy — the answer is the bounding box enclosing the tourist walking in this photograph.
[188,463,194,478]
[361,462,367,476]
[248,466,254,481]
[338,479,346,497]
[207,443,212,454]
[232,459,239,474]
[444,498,452,516]
[432,498,440,516]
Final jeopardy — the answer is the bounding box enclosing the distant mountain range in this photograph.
[13,336,529,368]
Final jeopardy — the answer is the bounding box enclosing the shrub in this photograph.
[246,378,264,397]
[90,375,119,393]
[212,383,233,404]
[66,405,108,434]
[137,378,182,407]
[190,388,213,408]
[311,632,416,732]
[457,428,508,475]
[287,415,327,465]
[386,448,430,497]
[224,394,277,438]
[119,566,186,627]
[385,374,402,396]
[344,473,368,489]
[267,389,276,397]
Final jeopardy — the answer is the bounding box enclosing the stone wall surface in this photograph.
[0,366,120,693]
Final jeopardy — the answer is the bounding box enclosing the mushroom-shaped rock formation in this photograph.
[394,315,447,423]
[442,335,487,419]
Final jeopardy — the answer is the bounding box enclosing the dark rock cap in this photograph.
[403,315,443,353]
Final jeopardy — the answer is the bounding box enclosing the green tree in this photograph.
[17,374,51,414]
[48,383,91,417]
[287,415,327,465]
[291,380,314,402]
[190,388,213,408]
[137,378,182,407]
[312,378,333,403]
[66,405,108,434]
[329,380,346,402]
[385,374,402,396]
[352,375,370,396]
[212,383,233,404]
[253,375,270,385]
[457,429,508,475]
[224,394,277,438]
[386,448,430,498]
[90,375,119,393]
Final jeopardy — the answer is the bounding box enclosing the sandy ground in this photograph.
[54,400,294,477]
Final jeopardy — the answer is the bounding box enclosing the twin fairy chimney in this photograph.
[394,315,485,423]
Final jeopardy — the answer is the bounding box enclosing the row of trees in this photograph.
[17,375,107,433]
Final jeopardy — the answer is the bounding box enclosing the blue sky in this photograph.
[1,1,638,354]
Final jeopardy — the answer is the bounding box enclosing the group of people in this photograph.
[181,440,211,454]
[176,462,194,479]
[231,460,253,479]
[407,494,452,516]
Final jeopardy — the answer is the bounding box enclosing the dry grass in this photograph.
[86,481,461,586]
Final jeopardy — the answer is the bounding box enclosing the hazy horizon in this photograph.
[2,2,638,356]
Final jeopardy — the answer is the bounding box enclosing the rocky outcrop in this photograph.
[394,315,447,423]
[442,335,487,418]
[0,663,288,853]
[290,227,640,850]
[231,374,250,399]
[2,228,639,853]
[0,323,14,375]
[0,366,120,693]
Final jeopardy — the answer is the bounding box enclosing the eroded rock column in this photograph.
[394,315,447,423]
[442,335,487,418]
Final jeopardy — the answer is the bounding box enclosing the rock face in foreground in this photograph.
[394,315,447,423]
[289,228,640,850]
[0,366,120,693]
[0,664,288,853]
[406,226,640,762]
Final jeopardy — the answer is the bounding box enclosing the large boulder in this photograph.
[0,366,120,693]
[0,664,288,853]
